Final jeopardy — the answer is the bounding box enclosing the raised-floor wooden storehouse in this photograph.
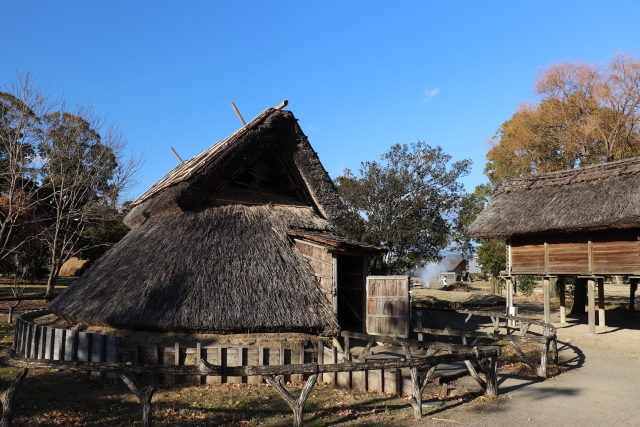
[49,105,384,337]
[469,157,640,333]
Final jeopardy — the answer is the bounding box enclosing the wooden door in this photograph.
[365,276,410,338]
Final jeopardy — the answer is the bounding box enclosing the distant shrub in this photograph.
[518,275,535,296]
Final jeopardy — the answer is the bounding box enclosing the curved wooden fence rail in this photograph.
[0,347,500,427]
[5,311,502,427]
[414,309,558,378]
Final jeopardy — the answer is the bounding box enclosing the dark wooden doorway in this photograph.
[336,255,366,331]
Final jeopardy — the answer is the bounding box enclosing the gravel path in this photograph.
[427,323,640,426]
[413,286,640,427]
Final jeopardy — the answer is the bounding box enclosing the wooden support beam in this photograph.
[597,278,606,327]
[264,374,318,427]
[341,331,503,355]
[543,277,551,324]
[409,365,437,419]
[506,277,514,311]
[558,276,567,324]
[588,279,596,335]
[119,374,156,427]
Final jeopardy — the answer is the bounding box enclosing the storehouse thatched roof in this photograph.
[49,107,349,335]
[469,157,640,239]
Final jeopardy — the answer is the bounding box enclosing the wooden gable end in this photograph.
[206,149,314,207]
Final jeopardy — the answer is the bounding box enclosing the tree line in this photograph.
[1,75,142,297]
[477,52,640,300]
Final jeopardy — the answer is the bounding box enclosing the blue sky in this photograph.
[3,1,640,200]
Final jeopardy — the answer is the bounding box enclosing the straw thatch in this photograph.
[49,107,349,336]
[59,257,91,277]
[50,204,340,335]
[469,157,640,238]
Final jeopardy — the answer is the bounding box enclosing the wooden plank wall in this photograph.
[13,315,413,396]
[547,236,589,274]
[511,238,545,274]
[511,232,640,275]
[294,239,334,304]
[592,234,640,275]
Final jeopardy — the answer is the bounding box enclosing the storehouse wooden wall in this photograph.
[509,230,640,275]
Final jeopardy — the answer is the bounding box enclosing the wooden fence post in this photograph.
[119,373,156,427]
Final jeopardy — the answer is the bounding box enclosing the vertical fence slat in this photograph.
[64,330,76,361]
[106,335,117,379]
[77,332,89,362]
[258,344,264,384]
[298,343,305,383]
[318,340,324,383]
[12,319,20,352]
[53,329,64,361]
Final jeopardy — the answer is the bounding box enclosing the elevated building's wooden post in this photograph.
[558,276,566,324]
[588,278,596,335]
[542,276,555,325]
[579,275,602,335]
[597,277,605,327]
[629,277,639,312]
[504,275,514,314]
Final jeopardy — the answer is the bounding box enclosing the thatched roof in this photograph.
[439,258,465,272]
[469,157,640,238]
[50,205,340,335]
[49,107,347,336]
[124,108,343,228]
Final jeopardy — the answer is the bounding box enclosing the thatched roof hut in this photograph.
[470,157,640,240]
[49,107,378,336]
[470,157,640,276]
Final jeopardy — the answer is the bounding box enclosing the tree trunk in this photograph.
[44,266,60,298]
[570,278,587,316]
[7,300,21,324]
[0,368,28,427]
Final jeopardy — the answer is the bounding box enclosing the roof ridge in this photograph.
[132,108,276,206]
[496,156,640,195]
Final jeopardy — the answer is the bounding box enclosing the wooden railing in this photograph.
[414,309,558,378]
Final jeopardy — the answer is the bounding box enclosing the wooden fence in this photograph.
[4,313,502,427]
[13,310,436,394]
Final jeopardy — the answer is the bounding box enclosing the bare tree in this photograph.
[39,105,142,297]
[0,75,53,262]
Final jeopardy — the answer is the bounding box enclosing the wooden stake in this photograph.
[231,102,246,126]
[119,373,156,427]
[264,374,317,427]
[170,147,184,164]
[274,100,289,110]
[409,364,437,418]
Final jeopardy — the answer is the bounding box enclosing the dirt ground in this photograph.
[404,282,640,426]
